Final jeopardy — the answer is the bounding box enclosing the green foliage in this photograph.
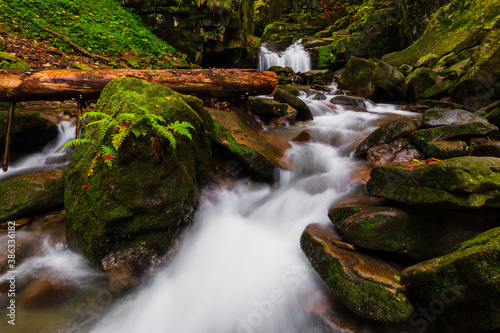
[0,0,188,68]
[62,106,194,174]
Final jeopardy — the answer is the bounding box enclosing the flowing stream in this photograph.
[0,48,419,333]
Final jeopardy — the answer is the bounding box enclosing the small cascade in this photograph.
[258,40,311,73]
[0,120,76,181]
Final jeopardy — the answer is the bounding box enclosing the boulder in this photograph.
[300,69,334,86]
[402,227,500,333]
[355,117,417,157]
[476,100,500,127]
[248,98,289,123]
[367,156,500,208]
[273,88,313,121]
[418,108,490,129]
[206,106,290,182]
[0,111,58,154]
[64,78,214,267]
[0,169,64,223]
[405,67,437,101]
[340,57,407,100]
[473,139,500,157]
[329,95,371,108]
[422,140,467,159]
[330,206,498,260]
[415,53,439,68]
[300,223,413,323]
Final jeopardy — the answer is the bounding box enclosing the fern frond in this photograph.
[112,128,130,151]
[84,111,115,122]
[60,138,92,151]
[87,152,100,177]
[101,145,116,168]
[168,121,194,140]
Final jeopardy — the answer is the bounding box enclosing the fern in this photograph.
[62,99,195,176]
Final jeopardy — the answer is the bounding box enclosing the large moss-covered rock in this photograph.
[64,78,213,267]
[340,56,407,100]
[300,223,413,323]
[206,106,290,182]
[402,227,500,333]
[0,169,64,223]
[330,206,497,260]
[405,67,437,101]
[367,156,500,208]
[355,116,416,157]
[382,0,500,68]
[0,111,58,155]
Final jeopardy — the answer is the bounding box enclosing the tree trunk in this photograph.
[0,69,278,101]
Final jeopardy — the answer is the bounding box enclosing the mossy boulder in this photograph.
[205,106,290,182]
[405,67,437,101]
[0,51,30,70]
[300,69,334,86]
[0,169,64,223]
[339,56,407,100]
[422,140,467,159]
[248,98,291,124]
[300,223,413,323]
[266,66,295,85]
[367,156,500,208]
[0,111,58,155]
[402,227,500,332]
[354,116,417,157]
[330,206,497,260]
[63,78,213,267]
[382,0,500,68]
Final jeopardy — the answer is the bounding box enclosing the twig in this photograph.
[41,26,112,63]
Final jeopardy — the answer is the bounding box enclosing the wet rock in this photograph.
[418,108,489,129]
[422,140,467,159]
[0,111,58,155]
[273,88,314,121]
[355,117,417,157]
[340,56,407,100]
[410,121,497,153]
[476,100,500,128]
[207,106,290,182]
[18,273,76,308]
[292,129,312,143]
[308,92,327,100]
[45,150,73,165]
[301,69,334,86]
[473,139,500,157]
[417,99,464,110]
[367,156,500,208]
[329,95,371,108]
[402,227,500,333]
[0,231,44,274]
[0,169,64,223]
[366,144,396,166]
[267,66,295,85]
[300,223,413,323]
[330,206,498,260]
[248,98,288,124]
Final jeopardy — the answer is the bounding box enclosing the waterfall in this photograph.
[0,121,76,181]
[258,40,312,73]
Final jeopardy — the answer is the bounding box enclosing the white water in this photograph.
[258,40,312,73]
[0,121,76,181]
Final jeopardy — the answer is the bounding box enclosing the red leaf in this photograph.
[84,183,90,188]
[104,154,113,160]
[46,177,52,180]
[218,119,221,123]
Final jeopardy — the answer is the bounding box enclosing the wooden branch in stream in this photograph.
[0,69,278,101]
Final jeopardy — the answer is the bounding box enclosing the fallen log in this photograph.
[0,68,278,101]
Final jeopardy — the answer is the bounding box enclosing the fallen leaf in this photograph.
[84,183,90,188]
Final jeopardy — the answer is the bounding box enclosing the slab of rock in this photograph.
[273,88,313,121]
[474,139,500,157]
[367,156,500,208]
[402,227,500,333]
[0,169,64,223]
[207,106,290,182]
[418,108,490,129]
[422,140,467,159]
[300,223,413,323]
[330,206,498,260]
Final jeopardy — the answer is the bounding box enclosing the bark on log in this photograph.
[0,69,278,101]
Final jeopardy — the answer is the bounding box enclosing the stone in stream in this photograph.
[354,116,417,158]
[248,98,297,125]
[64,78,214,271]
[402,227,500,333]
[417,108,490,129]
[206,105,290,183]
[367,156,500,208]
[422,140,467,159]
[0,169,64,223]
[273,87,314,121]
[473,139,500,157]
[328,206,498,260]
[329,95,372,108]
[300,223,413,323]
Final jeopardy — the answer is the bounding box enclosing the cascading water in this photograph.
[0,121,76,182]
[258,40,311,73]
